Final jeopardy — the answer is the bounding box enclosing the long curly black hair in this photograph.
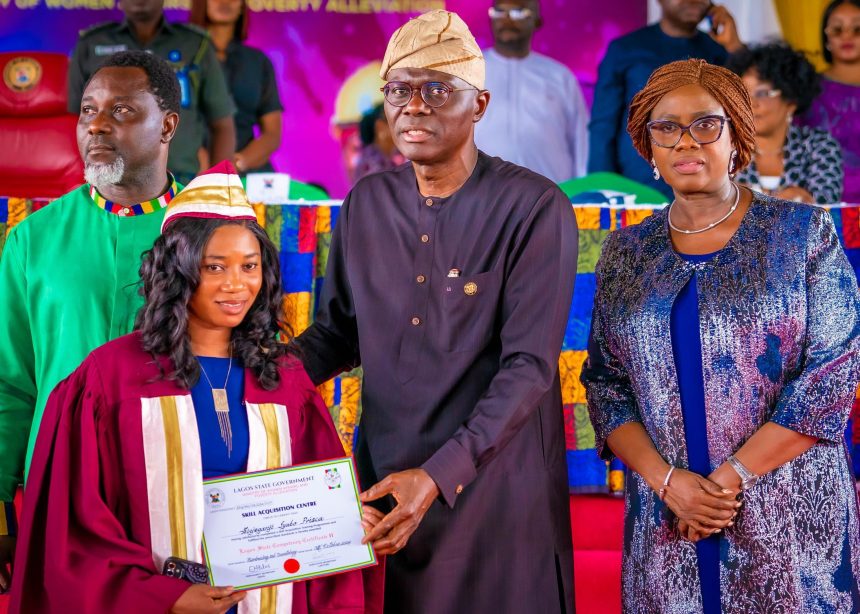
[136,217,291,391]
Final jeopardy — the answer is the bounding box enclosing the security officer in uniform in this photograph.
[68,0,236,184]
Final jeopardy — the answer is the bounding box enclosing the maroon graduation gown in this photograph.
[10,332,383,614]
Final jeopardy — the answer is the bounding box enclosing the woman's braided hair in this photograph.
[627,59,756,174]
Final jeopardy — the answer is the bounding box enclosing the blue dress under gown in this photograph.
[670,252,722,614]
[191,356,249,614]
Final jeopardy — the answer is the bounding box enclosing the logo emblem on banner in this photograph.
[3,57,42,93]
[246,173,291,204]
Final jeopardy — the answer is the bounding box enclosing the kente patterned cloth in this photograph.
[253,201,364,455]
[582,193,860,612]
[4,190,860,488]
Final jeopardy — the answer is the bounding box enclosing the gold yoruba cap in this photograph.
[380,9,484,90]
[161,160,257,231]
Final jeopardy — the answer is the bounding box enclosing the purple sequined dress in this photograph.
[798,77,860,204]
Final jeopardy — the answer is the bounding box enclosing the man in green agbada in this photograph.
[0,50,181,592]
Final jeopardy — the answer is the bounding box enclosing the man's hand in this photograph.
[360,468,440,556]
[708,5,743,53]
[0,535,15,593]
[169,585,246,614]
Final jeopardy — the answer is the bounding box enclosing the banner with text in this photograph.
[0,1,646,195]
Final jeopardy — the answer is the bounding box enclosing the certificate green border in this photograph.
[201,456,377,589]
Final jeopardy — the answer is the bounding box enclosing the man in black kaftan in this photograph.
[296,10,578,613]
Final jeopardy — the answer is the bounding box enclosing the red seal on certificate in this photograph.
[283,559,301,574]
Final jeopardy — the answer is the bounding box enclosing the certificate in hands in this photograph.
[202,457,376,590]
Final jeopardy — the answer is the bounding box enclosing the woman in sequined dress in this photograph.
[799,0,860,205]
[582,59,860,613]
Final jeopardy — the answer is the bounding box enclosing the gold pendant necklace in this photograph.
[199,354,234,456]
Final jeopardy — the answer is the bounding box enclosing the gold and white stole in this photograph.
[141,396,294,614]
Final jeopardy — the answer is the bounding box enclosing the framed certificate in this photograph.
[201,456,376,590]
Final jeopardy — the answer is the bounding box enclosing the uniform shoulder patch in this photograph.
[175,22,210,38]
[78,21,117,38]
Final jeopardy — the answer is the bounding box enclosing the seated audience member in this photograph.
[475,0,589,182]
[588,1,742,199]
[352,103,405,182]
[190,0,283,174]
[8,162,383,614]
[798,0,860,204]
[729,42,843,204]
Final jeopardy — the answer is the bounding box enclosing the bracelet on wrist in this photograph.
[727,455,759,491]
[658,465,675,501]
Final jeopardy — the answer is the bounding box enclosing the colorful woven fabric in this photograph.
[561,206,648,493]
[6,187,860,491]
[257,199,361,455]
[0,197,49,256]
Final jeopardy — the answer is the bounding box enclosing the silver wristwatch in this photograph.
[727,455,759,491]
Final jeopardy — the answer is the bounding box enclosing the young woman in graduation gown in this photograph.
[9,162,383,614]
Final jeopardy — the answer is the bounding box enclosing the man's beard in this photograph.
[84,156,126,190]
